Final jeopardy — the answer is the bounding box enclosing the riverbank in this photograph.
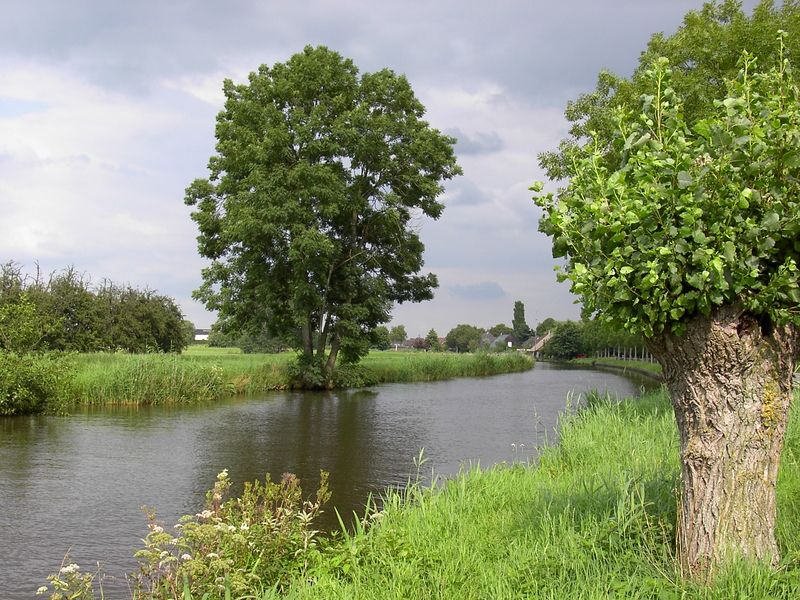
[572,357,663,381]
[278,388,800,599]
[67,349,533,407]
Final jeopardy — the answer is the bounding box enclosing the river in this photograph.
[0,362,656,597]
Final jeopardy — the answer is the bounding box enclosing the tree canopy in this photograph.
[185,46,460,387]
[533,49,800,337]
[0,263,186,353]
[511,300,532,341]
[445,324,484,353]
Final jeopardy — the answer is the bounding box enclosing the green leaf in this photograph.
[762,212,780,231]
[677,171,693,189]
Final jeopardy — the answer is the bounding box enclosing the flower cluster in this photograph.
[38,559,95,599]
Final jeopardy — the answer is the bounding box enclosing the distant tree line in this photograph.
[206,323,288,354]
[541,318,646,360]
[0,262,187,354]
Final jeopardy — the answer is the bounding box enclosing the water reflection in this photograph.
[0,362,656,598]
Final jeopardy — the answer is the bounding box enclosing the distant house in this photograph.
[194,328,211,341]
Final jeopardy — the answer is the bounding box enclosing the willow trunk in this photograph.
[648,305,798,580]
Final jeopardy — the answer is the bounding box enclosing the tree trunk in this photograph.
[647,305,798,580]
[301,322,314,362]
[324,335,341,390]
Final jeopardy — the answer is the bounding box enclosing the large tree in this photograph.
[533,42,800,579]
[445,324,484,353]
[511,300,532,341]
[185,47,460,387]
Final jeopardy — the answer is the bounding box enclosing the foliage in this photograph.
[408,337,428,350]
[539,0,800,180]
[132,469,330,598]
[389,325,407,345]
[511,300,533,341]
[0,351,75,415]
[95,281,186,353]
[38,559,96,599]
[0,263,187,353]
[181,319,196,347]
[580,318,645,354]
[445,323,484,353]
[425,328,442,352]
[185,46,460,387]
[533,47,800,337]
[535,317,557,336]
[543,321,585,360]
[0,293,55,352]
[488,323,513,337]
[371,325,391,350]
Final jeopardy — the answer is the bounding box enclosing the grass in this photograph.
[264,388,800,599]
[359,350,532,383]
[573,357,663,375]
[70,351,293,405]
[67,349,533,406]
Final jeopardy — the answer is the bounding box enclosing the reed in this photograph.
[68,350,534,406]
[359,351,533,383]
[70,352,292,406]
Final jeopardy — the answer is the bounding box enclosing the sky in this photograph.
[0,0,760,337]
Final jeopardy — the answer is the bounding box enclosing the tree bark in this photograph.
[647,305,799,580]
[324,334,341,390]
[301,321,313,362]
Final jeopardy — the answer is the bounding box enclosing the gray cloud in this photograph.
[446,128,504,155]
[0,1,761,103]
[445,178,492,207]
[449,281,507,301]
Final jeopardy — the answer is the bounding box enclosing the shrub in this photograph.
[133,469,331,598]
[0,352,75,415]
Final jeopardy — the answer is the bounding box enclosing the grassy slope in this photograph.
[68,349,533,406]
[277,390,800,599]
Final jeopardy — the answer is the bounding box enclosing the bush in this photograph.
[0,352,75,415]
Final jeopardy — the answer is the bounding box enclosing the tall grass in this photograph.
[68,350,534,406]
[271,389,800,599]
[359,351,532,383]
[70,352,292,406]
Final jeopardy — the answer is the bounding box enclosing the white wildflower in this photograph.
[227,525,236,532]
[150,525,164,534]
[59,563,80,575]
[36,586,48,595]
[196,510,213,519]
[181,553,192,561]
[206,552,219,560]
[239,522,249,531]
